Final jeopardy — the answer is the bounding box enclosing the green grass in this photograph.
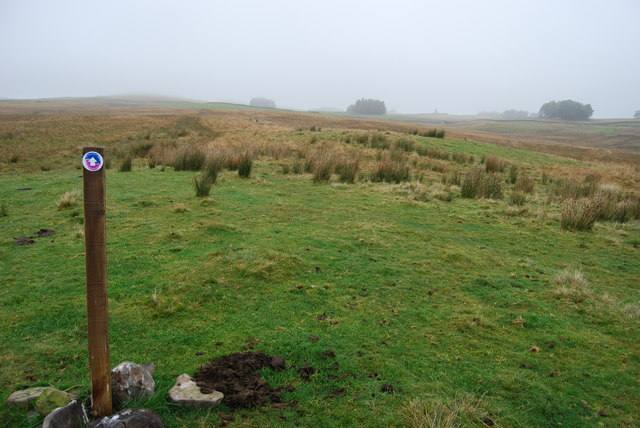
[1,117,639,427]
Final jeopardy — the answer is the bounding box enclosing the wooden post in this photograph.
[82,146,112,417]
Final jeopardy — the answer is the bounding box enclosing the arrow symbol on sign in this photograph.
[88,157,97,167]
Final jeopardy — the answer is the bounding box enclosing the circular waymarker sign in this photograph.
[82,151,104,172]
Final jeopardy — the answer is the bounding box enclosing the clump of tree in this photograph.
[634,110,640,119]
[501,109,530,120]
[249,97,276,108]
[347,98,386,115]
[539,100,593,121]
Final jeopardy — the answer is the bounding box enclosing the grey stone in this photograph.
[42,399,88,428]
[111,361,155,406]
[169,374,223,408]
[6,386,53,407]
[35,388,76,416]
[89,408,164,428]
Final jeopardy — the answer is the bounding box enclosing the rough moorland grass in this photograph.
[0,110,639,427]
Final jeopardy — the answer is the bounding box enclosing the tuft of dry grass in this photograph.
[552,268,591,303]
[402,393,492,428]
[56,190,80,209]
[173,204,188,213]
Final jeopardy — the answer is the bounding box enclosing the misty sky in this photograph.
[1,0,638,117]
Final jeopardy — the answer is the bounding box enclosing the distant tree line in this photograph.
[634,110,640,119]
[249,97,276,108]
[501,109,530,120]
[539,99,593,121]
[347,98,386,115]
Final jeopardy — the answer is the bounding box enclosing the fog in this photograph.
[1,0,638,118]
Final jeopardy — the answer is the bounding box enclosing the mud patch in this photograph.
[14,237,35,246]
[35,229,55,237]
[194,351,286,408]
[13,229,55,246]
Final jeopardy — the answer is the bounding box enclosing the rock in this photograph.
[111,361,155,406]
[169,374,223,408]
[7,386,53,407]
[89,408,164,428]
[35,388,76,416]
[42,399,88,428]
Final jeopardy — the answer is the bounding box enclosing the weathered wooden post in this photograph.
[82,147,112,417]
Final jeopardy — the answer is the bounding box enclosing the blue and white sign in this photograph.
[82,151,103,172]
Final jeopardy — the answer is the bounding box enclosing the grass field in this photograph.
[1,103,639,427]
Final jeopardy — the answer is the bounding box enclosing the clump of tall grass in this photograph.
[461,169,483,198]
[514,175,535,193]
[560,196,606,231]
[173,146,206,171]
[394,138,416,152]
[355,134,369,146]
[452,152,474,164]
[129,140,155,158]
[0,202,8,217]
[549,175,600,201]
[394,182,452,203]
[420,129,446,138]
[335,157,360,183]
[420,159,448,174]
[237,152,253,178]
[484,155,509,173]
[291,160,304,174]
[418,147,450,161]
[309,153,334,183]
[441,170,462,186]
[119,156,132,172]
[510,191,527,206]
[193,174,212,197]
[552,268,591,303]
[369,133,391,150]
[508,165,519,184]
[56,190,81,209]
[541,170,550,185]
[595,193,640,223]
[202,159,220,183]
[461,169,502,199]
[371,156,411,183]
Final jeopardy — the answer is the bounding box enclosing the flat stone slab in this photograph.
[7,386,52,407]
[169,374,223,408]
